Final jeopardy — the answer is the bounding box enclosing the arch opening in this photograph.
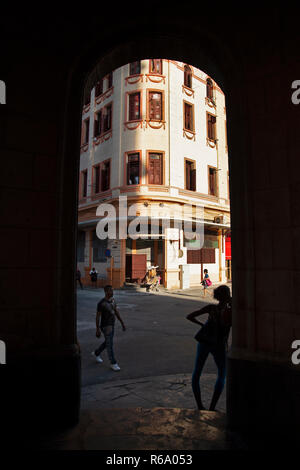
[75,51,232,414]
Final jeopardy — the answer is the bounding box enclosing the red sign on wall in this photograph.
[225,234,231,260]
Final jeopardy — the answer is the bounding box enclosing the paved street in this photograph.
[77,284,232,412]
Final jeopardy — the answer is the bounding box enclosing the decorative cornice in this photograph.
[205,96,216,108]
[145,120,166,130]
[124,120,143,131]
[183,129,196,141]
[125,74,144,85]
[93,130,112,146]
[206,138,218,148]
[95,86,114,105]
[145,73,166,84]
[182,84,194,98]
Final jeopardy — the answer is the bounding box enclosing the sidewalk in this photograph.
[46,281,238,451]
[81,372,226,412]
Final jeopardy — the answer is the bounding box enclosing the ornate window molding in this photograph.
[95,86,114,105]
[147,150,165,186]
[93,129,112,146]
[145,120,166,130]
[124,120,143,131]
[93,102,113,145]
[125,74,144,85]
[145,73,166,84]
[205,96,216,108]
[206,137,218,148]
[206,112,217,147]
[124,151,142,187]
[183,101,195,139]
[182,84,194,98]
[146,89,165,130]
[124,90,143,130]
[183,129,196,141]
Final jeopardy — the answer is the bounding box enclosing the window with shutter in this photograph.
[184,103,194,131]
[150,59,162,74]
[129,92,140,121]
[208,167,217,196]
[101,161,110,192]
[184,65,192,88]
[83,119,89,144]
[94,165,100,193]
[148,153,163,185]
[185,160,196,191]
[149,92,162,120]
[206,78,214,100]
[130,61,141,75]
[207,113,216,140]
[127,153,140,185]
[94,111,102,137]
[103,104,112,132]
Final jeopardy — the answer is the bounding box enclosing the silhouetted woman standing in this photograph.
[186,285,232,411]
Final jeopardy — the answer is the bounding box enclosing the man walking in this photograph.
[92,285,126,371]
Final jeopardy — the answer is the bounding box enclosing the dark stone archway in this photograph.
[1,9,300,443]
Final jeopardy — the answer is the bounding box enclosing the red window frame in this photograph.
[100,159,111,192]
[206,78,214,100]
[92,164,101,194]
[183,102,194,132]
[148,90,163,121]
[184,65,192,88]
[147,151,164,185]
[208,166,218,196]
[207,112,217,141]
[128,91,141,121]
[129,61,141,75]
[185,159,196,191]
[126,152,141,185]
[149,59,162,74]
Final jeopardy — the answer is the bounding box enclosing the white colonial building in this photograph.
[77,59,231,289]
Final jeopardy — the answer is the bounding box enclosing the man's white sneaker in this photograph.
[111,363,121,371]
[91,352,103,363]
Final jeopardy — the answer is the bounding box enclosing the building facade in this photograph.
[77,59,230,289]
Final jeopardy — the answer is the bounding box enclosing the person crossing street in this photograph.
[92,285,126,371]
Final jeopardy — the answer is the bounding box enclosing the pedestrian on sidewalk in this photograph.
[186,284,232,411]
[76,267,83,289]
[89,267,98,288]
[92,285,126,371]
[201,269,212,297]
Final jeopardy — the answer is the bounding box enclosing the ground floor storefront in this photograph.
[76,223,231,290]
